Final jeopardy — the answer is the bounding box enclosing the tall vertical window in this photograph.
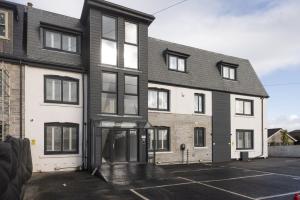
[44,30,78,53]
[101,16,117,66]
[148,127,170,152]
[44,123,79,154]
[44,76,79,104]
[0,10,8,39]
[101,72,117,114]
[124,21,138,69]
[148,88,169,111]
[194,93,205,113]
[222,65,236,80]
[124,75,138,115]
[236,98,253,116]
[236,130,254,150]
[194,128,205,147]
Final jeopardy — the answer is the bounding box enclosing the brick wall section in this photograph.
[149,112,212,164]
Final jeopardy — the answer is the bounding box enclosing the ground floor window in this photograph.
[44,123,79,154]
[148,127,170,152]
[236,130,254,150]
[194,127,205,147]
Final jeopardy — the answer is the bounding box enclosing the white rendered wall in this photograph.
[25,66,83,172]
[230,94,268,159]
[148,83,212,116]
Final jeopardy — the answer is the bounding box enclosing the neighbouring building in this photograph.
[0,0,268,172]
[288,130,300,145]
[268,128,297,146]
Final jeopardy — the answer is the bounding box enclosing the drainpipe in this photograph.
[82,73,86,169]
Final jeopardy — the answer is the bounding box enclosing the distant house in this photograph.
[268,128,297,146]
[288,130,300,145]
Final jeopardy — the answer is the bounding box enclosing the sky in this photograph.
[12,0,300,131]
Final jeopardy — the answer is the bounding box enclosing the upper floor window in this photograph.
[194,127,205,147]
[194,93,205,113]
[168,55,186,72]
[148,88,169,111]
[44,123,79,155]
[124,21,138,69]
[222,65,236,80]
[44,30,78,53]
[124,75,138,115]
[101,15,117,66]
[236,98,253,116]
[101,72,117,114]
[236,130,253,150]
[44,75,79,104]
[0,10,8,39]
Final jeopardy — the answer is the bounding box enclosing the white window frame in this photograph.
[0,10,9,39]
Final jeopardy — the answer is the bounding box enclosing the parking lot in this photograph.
[24,158,300,200]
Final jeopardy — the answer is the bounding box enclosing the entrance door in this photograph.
[101,129,138,163]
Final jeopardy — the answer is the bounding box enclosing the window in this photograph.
[148,88,169,111]
[101,72,117,114]
[0,10,8,39]
[44,123,79,154]
[148,127,170,151]
[168,55,186,72]
[101,15,117,66]
[44,30,78,53]
[236,130,253,150]
[194,93,205,113]
[236,98,253,116]
[222,66,236,80]
[45,75,79,104]
[124,21,138,69]
[194,128,205,147]
[124,75,138,115]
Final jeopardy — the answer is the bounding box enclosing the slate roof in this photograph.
[289,130,300,141]
[148,37,269,97]
[268,128,282,138]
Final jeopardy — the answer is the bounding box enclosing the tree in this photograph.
[281,130,290,145]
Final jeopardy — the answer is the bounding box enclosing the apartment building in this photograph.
[0,0,268,172]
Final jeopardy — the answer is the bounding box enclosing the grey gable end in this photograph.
[148,37,268,98]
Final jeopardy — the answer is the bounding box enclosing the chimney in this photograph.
[27,2,33,7]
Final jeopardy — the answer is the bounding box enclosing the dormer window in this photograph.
[164,49,189,73]
[222,66,236,80]
[217,61,238,80]
[0,10,8,39]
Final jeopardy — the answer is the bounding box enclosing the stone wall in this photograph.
[1,62,25,138]
[149,112,212,164]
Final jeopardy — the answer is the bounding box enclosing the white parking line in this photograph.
[171,167,223,173]
[130,189,149,200]
[133,181,194,190]
[201,173,273,183]
[256,190,300,200]
[197,182,256,200]
[229,166,300,179]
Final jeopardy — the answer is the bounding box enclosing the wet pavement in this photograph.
[24,158,300,200]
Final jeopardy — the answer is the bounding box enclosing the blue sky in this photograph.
[12,0,300,130]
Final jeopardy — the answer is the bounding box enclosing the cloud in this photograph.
[14,0,300,76]
[269,115,300,131]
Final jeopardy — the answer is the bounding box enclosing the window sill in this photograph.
[194,147,208,150]
[234,114,255,118]
[40,103,82,108]
[39,154,81,159]
[193,113,208,116]
[148,110,171,114]
[149,151,173,154]
[0,36,9,40]
[235,149,255,152]
[42,48,80,56]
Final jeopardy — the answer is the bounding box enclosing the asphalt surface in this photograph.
[24,158,300,200]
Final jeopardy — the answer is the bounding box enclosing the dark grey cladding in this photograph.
[148,37,268,98]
